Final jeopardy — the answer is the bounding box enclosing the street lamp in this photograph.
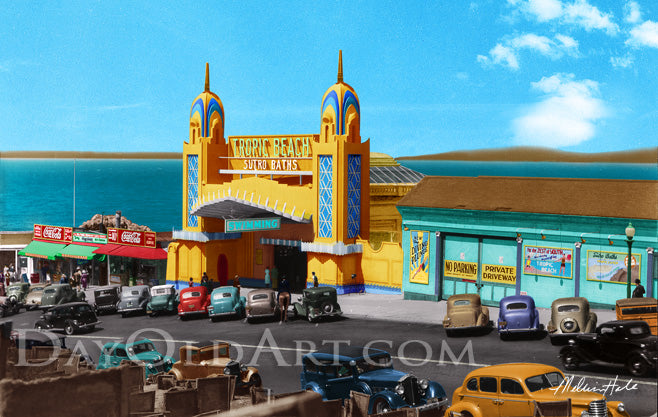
[625,222,635,298]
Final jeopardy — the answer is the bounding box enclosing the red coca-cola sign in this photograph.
[33,224,72,243]
[107,228,156,248]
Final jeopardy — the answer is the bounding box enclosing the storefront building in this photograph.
[397,176,658,308]
[166,52,405,293]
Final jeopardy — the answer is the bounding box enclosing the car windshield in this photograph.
[152,287,173,296]
[454,300,471,306]
[525,372,565,392]
[213,292,233,301]
[182,291,201,299]
[627,325,650,337]
[354,355,393,373]
[122,288,141,296]
[76,304,92,313]
[507,302,527,310]
[96,290,115,296]
[557,305,580,312]
[252,294,269,301]
[30,287,45,293]
[44,288,56,294]
[128,342,156,355]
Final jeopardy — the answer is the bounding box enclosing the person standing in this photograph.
[201,272,210,292]
[233,274,241,291]
[277,275,291,322]
[632,279,646,298]
[80,269,88,290]
[311,271,318,288]
[264,266,271,288]
[188,277,194,287]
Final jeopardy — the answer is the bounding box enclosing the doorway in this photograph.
[274,245,307,292]
[217,254,228,285]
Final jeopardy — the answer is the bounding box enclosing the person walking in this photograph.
[264,266,271,288]
[632,279,646,298]
[311,271,319,288]
[233,274,241,291]
[277,275,291,322]
[80,269,88,290]
[201,272,211,292]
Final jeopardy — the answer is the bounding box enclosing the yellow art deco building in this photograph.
[166,52,404,293]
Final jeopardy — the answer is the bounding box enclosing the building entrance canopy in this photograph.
[191,195,311,224]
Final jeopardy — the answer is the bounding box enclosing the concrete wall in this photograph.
[359,239,403,293]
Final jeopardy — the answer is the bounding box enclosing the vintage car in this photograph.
[117,285,151,317]
[301,345,448,414]
[443,293,490,336]
[168,341,261,389]
[616,297,657,335]
[0,296,20,317]
[146,284,178,316]
[497,294,543,338]
[208,286,246,321]
[292,287,342,322]
[547,296,597,345]
[445,363,629,417]
[10,329,67,350]
[560,320,657,377]
[34,302,101,335]
[178,286,211,320]
[6,282,30,310]
[245,288,279,323]
[25,283,50,310]
[97,338,174,378]
[93,285,121,315]
[40,284,86,310]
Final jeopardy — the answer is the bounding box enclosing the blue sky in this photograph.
[0,1,656,157]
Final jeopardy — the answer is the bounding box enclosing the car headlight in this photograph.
[223,367,231,375]
[419,379,429,390]
[617,403,625,413]
[395,384,405,396]
[72,320,79,325]
[147,364,154,369]
[581,411,590,417]
[166,358,172,365]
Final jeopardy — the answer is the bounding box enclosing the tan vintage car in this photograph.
[168,342,261,389]
[245,288,280,323]
[442,293,490,336]
[445,363,629,417]
[547,296,597,345]
[25,283,51,310]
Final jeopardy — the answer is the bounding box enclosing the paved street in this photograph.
[3,303,656,417]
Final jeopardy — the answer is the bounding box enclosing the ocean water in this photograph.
[0,159,182,232]
[1,158,655,232]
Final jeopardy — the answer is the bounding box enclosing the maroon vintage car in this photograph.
[177,286,211,320]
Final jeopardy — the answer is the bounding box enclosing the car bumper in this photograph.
[499,327,542,333]
[118,306,145,313]
[416,398,449,413]
[179,310,208,316]
[95,305,117,311]
[246,311,276,318]
[308,311,342,319]
[208,310,238,317]
[76,320,101,329]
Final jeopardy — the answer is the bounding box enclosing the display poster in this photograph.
[409,231,430,284]
[444,259,478,281]
[586,250,641,284]
[524,246,573,279]
[107,228,156,248]
[73,231,108,245]
[481,264,516,285]
[33,224,72,243]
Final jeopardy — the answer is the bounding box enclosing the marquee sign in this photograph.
[226,217,281,233]
[223,135,316,174]
[34,224,72,243]
[107,227,156,248]
[72,231,108,245]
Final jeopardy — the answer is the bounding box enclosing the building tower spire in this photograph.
[337,50,343,83]
[205,62,210,92]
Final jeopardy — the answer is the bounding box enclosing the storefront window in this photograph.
[187,154,199,227]
[319,155,333,238]
[347,154,361,239]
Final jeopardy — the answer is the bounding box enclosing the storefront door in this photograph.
[274,245,307,292]
[217,254,228,286]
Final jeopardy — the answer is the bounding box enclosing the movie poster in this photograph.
[524,245,573,279]
[410,231,430,284]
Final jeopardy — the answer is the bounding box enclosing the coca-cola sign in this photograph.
[107,228,156,248]
[33,224,72,243]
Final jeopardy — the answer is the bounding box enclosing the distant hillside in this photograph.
[397,147,658,164]
[0,151,182,159]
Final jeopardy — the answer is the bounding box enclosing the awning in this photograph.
[93,244,168,260]
[59,243,106,261]
[259,238,302,248]
[18,240,68,260]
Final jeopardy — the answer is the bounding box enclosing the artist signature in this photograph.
[550,375,639,397]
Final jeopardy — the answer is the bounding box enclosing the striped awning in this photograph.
[59,243,105,261]
[259,238,302,248]
[18,240,67,260]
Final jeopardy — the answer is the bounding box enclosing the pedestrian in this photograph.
[311,271,318,288]
[201,272,210,291]
[264,266,271,288]
[60,273,68,284]
[632,279,645,298]
[277,275,291,322]
[189,277,194,287]
[80,270,88,290]
[233,274,241,291]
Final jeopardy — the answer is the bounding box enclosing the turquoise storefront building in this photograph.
[397,176,658,309]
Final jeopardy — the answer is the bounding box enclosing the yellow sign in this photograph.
[482,264,516,284]
[444,260,478,280]
[227,135,316,173]
[409,231,430,284]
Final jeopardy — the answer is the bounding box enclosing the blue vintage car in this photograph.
[497,294,543,338]
[208,286,246,322]
[300,346,449,414]
[97,338,174,378]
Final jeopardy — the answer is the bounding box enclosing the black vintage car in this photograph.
[34,302,101,335]
[93,285,121,315]
[291,287,342,323]
[560,320,657,377]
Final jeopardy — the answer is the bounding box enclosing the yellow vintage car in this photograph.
[168,341,261,389]
[445,363,629,417]
[442,293,490,336]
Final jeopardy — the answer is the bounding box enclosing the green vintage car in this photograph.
[146,284,178,317]
[292,287,342,323]
[97,338,174,378]
[40,284,86,310]
[6,283,30,312]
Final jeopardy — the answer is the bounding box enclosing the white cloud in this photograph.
[525,0,563,21]
[478,44,520,70]
[624,1,642,24]
[627,20,658,48]
[610,54,634,68]
[479,33,578,69]
[512,73,608,147]
[456,72,469,80]
[563,0,619,34]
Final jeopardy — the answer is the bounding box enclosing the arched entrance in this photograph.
[274,245,307,292]
[216,254,228,285]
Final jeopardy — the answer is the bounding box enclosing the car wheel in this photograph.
[321,302,334,314]
[373,398,392,414]
[121,312,127,318]
[561,350,579,370]
[34,323,44,330]
[626,353,649,377]
[149,312,158,318]
[87,325,95,332]
[445,328,454,337]
[210,316,219,323]
[306,310,314,323]
[64,321,75,335]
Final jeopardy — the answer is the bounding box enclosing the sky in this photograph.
[0,1,656,157]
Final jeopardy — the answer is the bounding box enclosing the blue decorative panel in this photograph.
[341,91,360,135]
[318,155,333,238]
[187,155,199,227]
[190,98,205,136]
[206,98,224,136]
[347,154,361,238]
[321,91,340,135]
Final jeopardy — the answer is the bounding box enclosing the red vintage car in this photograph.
[177,286,211,320]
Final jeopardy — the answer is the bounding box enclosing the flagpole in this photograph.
[73,159,76,227]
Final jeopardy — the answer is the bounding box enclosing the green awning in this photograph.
[18,240,68,260]
[58,244,106,261]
